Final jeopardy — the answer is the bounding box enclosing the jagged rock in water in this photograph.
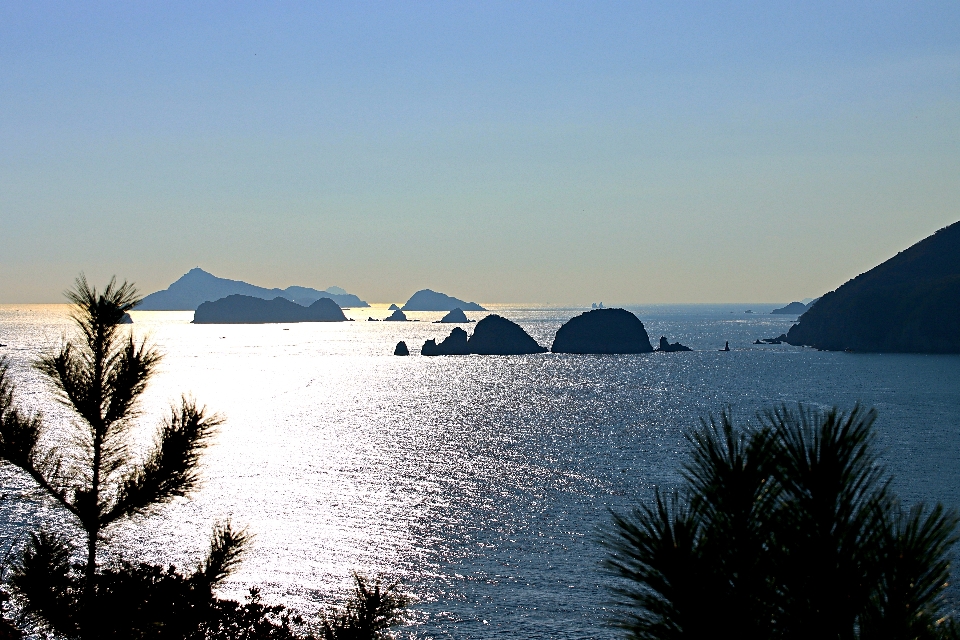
[436,308,471,323]
[384,309,408,322]
[388,304,400,311]
[394,341,410,356]
[422,327,469,356]
[466,315,546,355]
[656,336,692,352]
[193,295,347,324]
[551,308,653,354]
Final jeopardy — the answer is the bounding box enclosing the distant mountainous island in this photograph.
[401,289,485,311]
[193,295,348,324]
[771,300,817,315]
[785,220,960,353]
[139,268,368,310]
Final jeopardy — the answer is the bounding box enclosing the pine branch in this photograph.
[0,358,81,519]
[102,337,161,427]
[196,520,250,588]
[103,398,222,526]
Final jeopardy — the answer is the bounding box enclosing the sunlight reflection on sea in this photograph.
[1,303,959,638]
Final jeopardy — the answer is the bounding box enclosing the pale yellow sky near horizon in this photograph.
[2,4,958,304]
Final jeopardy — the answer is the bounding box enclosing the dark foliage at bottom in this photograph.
[605,404,960,640]
[4,528,406,639]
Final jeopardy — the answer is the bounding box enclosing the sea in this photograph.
[2,303,960,639]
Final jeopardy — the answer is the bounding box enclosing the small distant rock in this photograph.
[367,317,378,321]
[551,308,653,354]
[656,336,692,352]
[394,341,410,356]
[388,304,400,310]
[422,327,469,355]
[436,308,471,323]
[383,309,408,322]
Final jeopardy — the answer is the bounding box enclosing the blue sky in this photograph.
[2,2,958,303]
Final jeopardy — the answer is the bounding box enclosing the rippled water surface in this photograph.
[2,303,960,638]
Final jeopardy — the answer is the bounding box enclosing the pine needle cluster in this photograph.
[605,405,960,640]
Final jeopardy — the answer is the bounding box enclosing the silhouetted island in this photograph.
[120,313,133,324]
[435,308,472,323]
[551,308,653,354]
[771,300,818,315]
[384,309,408,321]
[139,267,368,310]
[422,327,469,355]
[422,315,546,356]
[388,304,400,311]
[467,315,546,354]
[394,341,410,356]
[785,220,960,353]
[401,289,485,312]
[656,336,692,352]
[193,295,348,324]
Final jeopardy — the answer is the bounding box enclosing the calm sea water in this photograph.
[2,303,960,639]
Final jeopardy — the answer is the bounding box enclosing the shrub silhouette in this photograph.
[0,276,409,639]
[605,405,960,640]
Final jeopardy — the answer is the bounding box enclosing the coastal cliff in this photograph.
[785,221,960,353]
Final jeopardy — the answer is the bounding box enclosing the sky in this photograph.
[2,2,958,304]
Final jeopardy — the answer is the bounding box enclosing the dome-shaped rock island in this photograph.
[193,295,348,324]
[551,308,653,354]
[436,308,472,323]
[383,309,408,321]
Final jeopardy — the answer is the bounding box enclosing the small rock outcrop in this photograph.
[467,315,546,355]
[120,313,133,324]
[551,308,653,354]
[383,309,408,322]
[193,295,348,324]
[388,304,400,310]
[656,336,692,352]
[394,341,410,356]
[422,327,469,355]
[436,308,471,323]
